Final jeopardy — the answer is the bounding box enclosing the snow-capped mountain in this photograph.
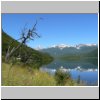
[39,43,98,57]
[35,45,44,50]
[39,43,97,50]
[36,43,97,50]
[50,44,72,50]
[75,44,97,49]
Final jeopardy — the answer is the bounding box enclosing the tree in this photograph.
[77,75,81,84]
[55,69,71,85]
[5,20,40,62]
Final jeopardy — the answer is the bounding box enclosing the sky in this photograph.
[2,14,98,49]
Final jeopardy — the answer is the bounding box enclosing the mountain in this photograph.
[83,48,98,57]
[39,44,98,58]
[2,30,53,68]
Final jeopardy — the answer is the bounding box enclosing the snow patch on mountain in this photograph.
[35,43,97,50]
[35,45,44,50]
[75,44,97,49]
[53,44,71,50]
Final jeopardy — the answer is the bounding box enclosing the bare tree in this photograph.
[5,20,40,62]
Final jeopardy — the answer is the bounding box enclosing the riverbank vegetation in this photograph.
[2,29,86,86]
[2,63,85,86]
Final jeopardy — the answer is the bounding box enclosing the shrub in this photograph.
[55,69,71,86]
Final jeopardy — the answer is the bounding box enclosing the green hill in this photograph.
[60,48,98,60]
[84,48,98,57]
[60,48,98,66]
[2,30,53,68]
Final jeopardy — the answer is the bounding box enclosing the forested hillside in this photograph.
[2,30,53,68]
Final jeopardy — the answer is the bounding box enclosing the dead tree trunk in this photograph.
[5,21,40,62]
[5,43,22,62]
[5,37,28,62]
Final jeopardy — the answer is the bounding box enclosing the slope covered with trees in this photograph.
[2,30,53,68]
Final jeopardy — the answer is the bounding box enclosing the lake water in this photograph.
[40,59,98,86]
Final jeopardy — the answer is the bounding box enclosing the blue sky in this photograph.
[2,14,98,48]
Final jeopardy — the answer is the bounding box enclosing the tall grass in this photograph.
[2,63,56,86]
[2,63,82,86]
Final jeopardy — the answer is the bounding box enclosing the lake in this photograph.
[40,59,98,86]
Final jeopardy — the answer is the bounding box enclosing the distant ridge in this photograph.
[36,43,97,50]
[39,43,98,57]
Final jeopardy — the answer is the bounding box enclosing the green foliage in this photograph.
[2,30,53,69]
[77,75,80,84]
[55,69,71,85]
[2,30,19,56]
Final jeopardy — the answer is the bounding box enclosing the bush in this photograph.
[55,69,71,86]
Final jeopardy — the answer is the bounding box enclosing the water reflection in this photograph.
[40,59,98,86]
[40,66,98,74]
[43,59,98,69]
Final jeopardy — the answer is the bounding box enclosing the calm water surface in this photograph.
[40,59,98,86]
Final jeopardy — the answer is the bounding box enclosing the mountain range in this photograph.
[39,44,98,57]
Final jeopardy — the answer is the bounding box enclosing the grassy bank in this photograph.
[2,63,82,86]
[2,63,56,86]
